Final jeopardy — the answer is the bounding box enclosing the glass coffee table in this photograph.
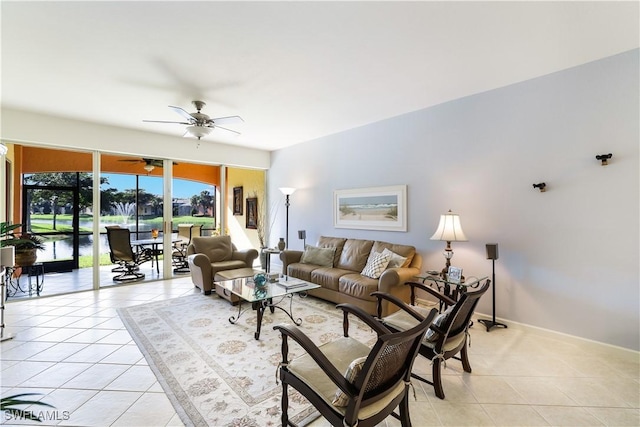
[214,276,320,340]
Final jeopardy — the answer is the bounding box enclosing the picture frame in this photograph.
[246,197,258,229]
[447,266,463,284]
[233,187,243,215]
[334,185,407,232]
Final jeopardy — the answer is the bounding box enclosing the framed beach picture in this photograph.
[334,185,407,232]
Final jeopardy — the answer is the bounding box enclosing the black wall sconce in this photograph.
[532,182,546,192]
[298,230,306,248]
[596,153,613,165]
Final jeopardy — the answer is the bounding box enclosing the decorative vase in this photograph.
[277,238,286,251]
[253,272,268,290]
[259,248,267,270]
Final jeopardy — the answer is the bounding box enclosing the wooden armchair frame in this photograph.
[274,303,437,427]
[373,279,490,399]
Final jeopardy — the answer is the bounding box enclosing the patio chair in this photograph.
[172,224,201,273]
[106,227,152,282]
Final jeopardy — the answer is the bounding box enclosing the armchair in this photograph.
[373,279,490,399]
[274,303,437,427]
[106,227,152,282]
[186,235,258,296]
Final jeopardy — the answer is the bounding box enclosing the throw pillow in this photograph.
[332,356,367,407]
[361,251,392,279]
[300,245,336,268]
[382,248,407,268]
[424,306,453,342]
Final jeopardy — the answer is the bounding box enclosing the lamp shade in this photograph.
[279,187,296,196]
[186,125,212,139]
[430,210,468,242]
[0,144,7,156]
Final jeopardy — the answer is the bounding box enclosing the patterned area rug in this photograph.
[118,293,377,426]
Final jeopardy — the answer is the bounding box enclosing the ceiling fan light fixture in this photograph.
[186,125,212,139]
[143,164,155,172]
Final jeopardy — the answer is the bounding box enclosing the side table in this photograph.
[262,248,281,274]
[5,263,45,297]
[414,274,487,312]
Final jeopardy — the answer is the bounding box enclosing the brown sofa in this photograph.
[280,236,422,316]
[186,236,259,295]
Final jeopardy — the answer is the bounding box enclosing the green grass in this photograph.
[78,253,112,268]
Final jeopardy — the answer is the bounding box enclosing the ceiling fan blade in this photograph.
[211,115,244,126]
[169,105,196,122]
[143,120,191,125]
[118,159,144,163]
[212,124,241,135]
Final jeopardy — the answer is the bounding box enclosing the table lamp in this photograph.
[430,210,467,276]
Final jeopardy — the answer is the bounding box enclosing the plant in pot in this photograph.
[0,222,45,267]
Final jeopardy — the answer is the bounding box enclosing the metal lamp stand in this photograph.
[1,267,14,341]
[479,244,507,332]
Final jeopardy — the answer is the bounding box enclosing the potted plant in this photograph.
[0,222,45,267]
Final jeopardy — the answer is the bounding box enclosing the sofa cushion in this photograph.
[369,241,416,267]
[339,274,379,301]
[318,236,347,267]
[381,248,407,268]
[301,245,336,267]
[361,251,392,279]
[336,239,374,272]
[332,356,367,407]
[191,236,233,262]
[311,267,353,291]
[287,262,318,282]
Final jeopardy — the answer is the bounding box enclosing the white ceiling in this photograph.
[2,1,638,151]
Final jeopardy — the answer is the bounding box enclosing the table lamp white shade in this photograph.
[0,144,8,156]
[430,210,468,242]
[1,246,15,268]
[279,187,296,196]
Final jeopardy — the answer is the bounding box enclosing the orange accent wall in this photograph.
[19,146,220,185]
[7,145,221,224]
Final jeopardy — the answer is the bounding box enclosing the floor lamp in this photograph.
[279,187,296,249]
[479,243,507,332]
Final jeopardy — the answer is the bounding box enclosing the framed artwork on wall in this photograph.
[246,197,258,229]
[233,187,243,215]
[334,185,407,232]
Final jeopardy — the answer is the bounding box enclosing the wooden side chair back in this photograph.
[274,303,437,427]
[373,279,490,399]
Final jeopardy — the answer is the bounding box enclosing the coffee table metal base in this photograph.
[228,293,305,340]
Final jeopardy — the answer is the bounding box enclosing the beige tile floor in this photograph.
[1,277,639,426]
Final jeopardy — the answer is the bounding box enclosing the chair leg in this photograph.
[461,343,472,373]
[281,382,289,427]
[432,358,445,399]
[399,392,412,427]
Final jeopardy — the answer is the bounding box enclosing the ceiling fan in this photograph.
[143,100,244,139]
[118,158,170,172]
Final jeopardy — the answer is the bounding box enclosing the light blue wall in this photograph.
[268,49,640,350]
